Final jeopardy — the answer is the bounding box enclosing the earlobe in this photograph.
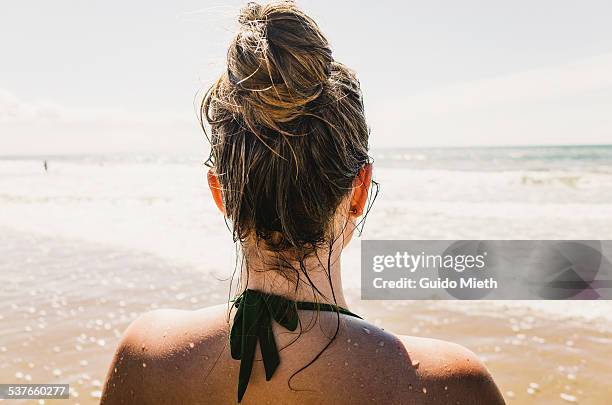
[207,170,226,215]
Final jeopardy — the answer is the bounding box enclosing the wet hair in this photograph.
[200,0,376,392]
[201,0,371,260]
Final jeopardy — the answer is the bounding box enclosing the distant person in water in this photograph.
[43,160,48,172]
[101,2,505,404]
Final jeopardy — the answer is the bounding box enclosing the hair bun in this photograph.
[202,1,370,256]
[238,2,263,25]
[226,1,333,131]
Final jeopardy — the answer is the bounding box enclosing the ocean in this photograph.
[2,145,612,279]
[1,145,611,403]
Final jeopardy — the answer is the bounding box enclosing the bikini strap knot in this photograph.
[230,289,299,402]
[229,289,362,402]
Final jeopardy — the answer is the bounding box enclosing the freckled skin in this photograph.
[101,305,505,405]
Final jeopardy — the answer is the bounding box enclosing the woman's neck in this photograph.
[239,244,348,309]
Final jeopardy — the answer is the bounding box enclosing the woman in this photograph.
[101,2,505,404]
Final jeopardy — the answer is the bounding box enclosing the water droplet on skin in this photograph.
[408,384,412,391]
[344,361,349,366]
[141,344,146,351]
[114,367,118,373]
[142,362,147,368]
[52,369,62,377]
[347,338,351,343]
[362,327,371,335]
[412,360,420,368]
[189,342,195,349]
[422,387,427,394]
[377,341,385,347]
[444,386,448,391]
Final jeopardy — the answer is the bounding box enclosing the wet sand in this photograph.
[1,228,611,404]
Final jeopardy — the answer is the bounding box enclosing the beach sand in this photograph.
[1,228,610,405]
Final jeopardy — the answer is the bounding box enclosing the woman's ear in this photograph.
[207,170,226,215]
[349,163,373,218]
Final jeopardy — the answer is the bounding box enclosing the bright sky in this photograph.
[1,0,611,155]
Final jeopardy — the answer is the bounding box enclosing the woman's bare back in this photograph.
[101,305,504,405]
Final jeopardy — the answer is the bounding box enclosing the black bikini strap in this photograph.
[230,289,361,402]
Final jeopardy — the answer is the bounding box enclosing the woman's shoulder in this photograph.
[102,306,505,405]
[100,305,231,404]
[337,316,506,405]
[119,304,229,348]
[113,305,230,364]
